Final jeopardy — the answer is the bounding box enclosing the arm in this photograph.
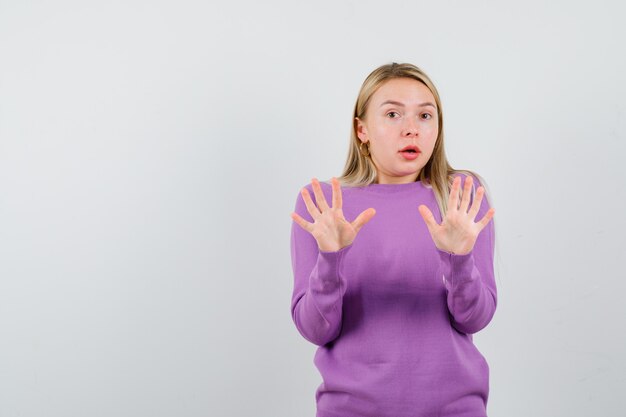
[438,175,497,334]
[289,184,352,346]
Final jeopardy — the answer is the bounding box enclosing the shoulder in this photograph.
[450,171,493,208]
[294,179,334,203]
[450,171,487,189]
[450,171,479,181]
[296,179,332,194]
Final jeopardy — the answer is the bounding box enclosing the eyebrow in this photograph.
[379,100,436,109]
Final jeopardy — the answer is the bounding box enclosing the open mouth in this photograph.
[399,145,421,154]
[400,149,420,160]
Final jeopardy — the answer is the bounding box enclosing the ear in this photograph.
[355,117,368,142]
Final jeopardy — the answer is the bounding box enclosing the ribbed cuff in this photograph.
[310,242,354,297]
[437,247,476,290]
[318,242,354,254]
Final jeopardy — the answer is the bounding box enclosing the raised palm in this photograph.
[418,175,495,255]
[291,177,376,252]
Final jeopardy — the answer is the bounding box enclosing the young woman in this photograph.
[289,62,497,417]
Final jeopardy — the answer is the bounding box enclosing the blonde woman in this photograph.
[289,62,497,417]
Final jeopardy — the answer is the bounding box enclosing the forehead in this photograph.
[371,77,436,106]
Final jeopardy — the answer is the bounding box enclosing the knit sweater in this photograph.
[289,173,497,417]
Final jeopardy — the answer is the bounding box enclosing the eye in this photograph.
[386,111,400,118]
[421,113,433,120]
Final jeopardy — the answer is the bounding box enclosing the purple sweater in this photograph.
[289,174,497,417]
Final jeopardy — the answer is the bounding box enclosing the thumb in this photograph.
[352,208,376,233]
[418,205,438,234]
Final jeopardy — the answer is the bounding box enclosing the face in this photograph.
[356,77,439,184]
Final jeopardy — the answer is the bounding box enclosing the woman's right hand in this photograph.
[291,177,376,252]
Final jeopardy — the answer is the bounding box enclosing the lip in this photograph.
[399,149,420,160]
[399,145,421,152]
[399,145,420,161]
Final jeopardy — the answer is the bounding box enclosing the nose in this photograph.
[402,117,419,137]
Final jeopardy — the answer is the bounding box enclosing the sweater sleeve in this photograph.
[289,183,353,346]
[437,175,497,335]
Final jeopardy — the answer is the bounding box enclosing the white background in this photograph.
[1,0,624,416]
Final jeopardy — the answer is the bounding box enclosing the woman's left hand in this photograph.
[418,176,495,255]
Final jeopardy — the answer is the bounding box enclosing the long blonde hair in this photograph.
[335,62,494,222]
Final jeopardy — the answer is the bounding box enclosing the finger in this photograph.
[291,211,313,233]
[477,207,495,231]
[331,177,342,210]
[311,178,330,211]
[418,204,438,234]
[468,186,485,220]
[300,187,321,220]
[448,176,461,211]
[459,176,473,213]
[351,208,376,233]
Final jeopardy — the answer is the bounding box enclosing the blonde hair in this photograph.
[336,62,494,221]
